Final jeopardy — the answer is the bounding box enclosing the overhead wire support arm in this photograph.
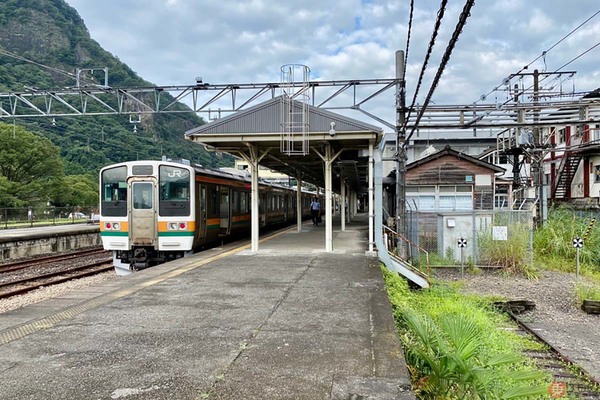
[0,78,399,120]
[316,83,352,108]
[354,81,397,108]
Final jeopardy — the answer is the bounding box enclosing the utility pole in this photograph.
[532,69,543,228]
[507,69,576,224]
[395,50,407,255]
[512,83,522,204]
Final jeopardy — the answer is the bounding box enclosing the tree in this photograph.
[0,122,65,207]
[53,174,98,207]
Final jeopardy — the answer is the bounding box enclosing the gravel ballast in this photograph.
[433,268,600,382]
[0,271,116,314]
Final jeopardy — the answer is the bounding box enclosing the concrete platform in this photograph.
[0,223,99,241]
[0,214,414,399]
[0,223,101,261]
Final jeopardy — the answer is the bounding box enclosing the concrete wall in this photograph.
[0,231,101,262]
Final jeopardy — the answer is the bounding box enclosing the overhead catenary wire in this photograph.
[0,48,97,87]
[403,0,415,83]
[403,0,448,130]
[550,41,600,77]
[405,0,476,143]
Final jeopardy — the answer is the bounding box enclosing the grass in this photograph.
[470,206,600,281]
[0,218,90,229]
[382,266,550,399]
[534,206,600,277]
[423,251,457,266]
[575,282,600,303]
[478,221,531,275]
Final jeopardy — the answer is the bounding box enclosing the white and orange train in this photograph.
[99,159,315,275]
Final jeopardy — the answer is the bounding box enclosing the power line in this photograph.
[0,49,76,80]
[403,0,415,83]
[552,41,600,75]
[476,9,600,104]
[406,0,476,143]
[0,48,98,87]
[492,41,600,109]
[404,0,448,129]
[514,10,600,76]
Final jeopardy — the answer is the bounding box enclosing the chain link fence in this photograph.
[406,209,534,268]
[0,206,99,229]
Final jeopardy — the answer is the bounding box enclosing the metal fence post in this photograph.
[530,210,534,268]
[472,209,477,264]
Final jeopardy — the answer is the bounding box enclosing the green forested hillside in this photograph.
[0,0,232,177]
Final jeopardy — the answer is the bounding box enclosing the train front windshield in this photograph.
[159,165,191,216]
[101,166,128,217]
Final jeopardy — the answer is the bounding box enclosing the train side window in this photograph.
[233,191,239,213]
[211,189,218,215]
[240,192,247,213]
[200,186,206,213]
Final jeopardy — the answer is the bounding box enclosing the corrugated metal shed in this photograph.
[185,96,383,193]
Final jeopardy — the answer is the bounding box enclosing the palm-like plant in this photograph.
[402,310,548,399]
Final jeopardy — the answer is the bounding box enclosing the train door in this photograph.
[219,187,230,235]
[196,185,207,242]
[130,180,156,246]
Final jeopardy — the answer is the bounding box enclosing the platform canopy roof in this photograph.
[185,96,384,194]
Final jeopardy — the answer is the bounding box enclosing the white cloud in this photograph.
[65,0,600,130]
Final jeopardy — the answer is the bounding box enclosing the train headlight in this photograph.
[105,222,120,230]
[105,223,111,229]
[113,222,120,230]
[168,222,187,230]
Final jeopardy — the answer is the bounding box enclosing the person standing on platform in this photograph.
[310,197,321,225]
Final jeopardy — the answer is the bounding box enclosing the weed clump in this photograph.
[478,220,532,275]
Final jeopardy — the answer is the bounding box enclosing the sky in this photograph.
[64,0,600,132]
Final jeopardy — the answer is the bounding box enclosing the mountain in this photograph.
[0,0,232,175]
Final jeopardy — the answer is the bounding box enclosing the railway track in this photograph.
[0,247,108,273]
[0,248,113,300]
[500,303,600,399]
